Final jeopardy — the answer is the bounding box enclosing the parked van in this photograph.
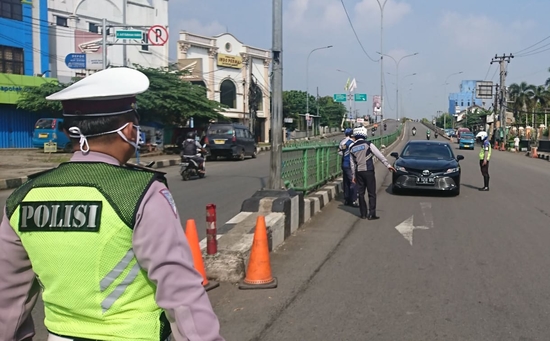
[32,118,72,152]
[204,123,257,160]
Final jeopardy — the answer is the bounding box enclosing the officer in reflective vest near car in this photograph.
[0,68,224,341]
[479,134,492,191]
[338,128,358,207]
[350,126,396,220]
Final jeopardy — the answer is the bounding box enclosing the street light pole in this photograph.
[268,0,283,190]
[306,45,332,137]
[376,0,388,136]
[378,52,418,121]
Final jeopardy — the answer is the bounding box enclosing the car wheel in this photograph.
[252,147,258,158]
[235,149,245,161]
[63,142,73,153]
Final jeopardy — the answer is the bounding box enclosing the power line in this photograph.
[513,34,550,55]
[339,0,379,63]
[516,45,550,58]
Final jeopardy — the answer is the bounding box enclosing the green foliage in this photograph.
[283,90,347,129]
[16,80,67,116]
[434,113,453,129]
[16,65,225,126]
[134,65,224,125]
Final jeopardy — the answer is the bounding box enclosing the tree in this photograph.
[282,90,346,130]
[16,65,224,126]
[435,113,453,129]
[134,65,224,125]
[16,80,67,116]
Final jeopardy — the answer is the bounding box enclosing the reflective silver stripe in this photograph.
[101,261,141,313]
[100,249,135,291]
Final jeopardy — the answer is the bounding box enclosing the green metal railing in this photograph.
[282,125,403,192]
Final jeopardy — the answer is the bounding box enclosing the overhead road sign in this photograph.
[333,94,347,102]
[354,93,367,101]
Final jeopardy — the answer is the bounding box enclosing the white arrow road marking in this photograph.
[394,216,429,246]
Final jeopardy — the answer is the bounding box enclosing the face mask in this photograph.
[68,122,141,154]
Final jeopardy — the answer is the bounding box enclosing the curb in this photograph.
[201,125,405,283]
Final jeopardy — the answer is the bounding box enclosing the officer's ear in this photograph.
[122,122,137,142]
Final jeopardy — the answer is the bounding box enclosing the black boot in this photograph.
[367,211,380,220]
[479,176,489,191]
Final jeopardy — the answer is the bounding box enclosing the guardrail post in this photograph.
[206,204,217,255]
[316,147,321,186]
[303,148,308,190]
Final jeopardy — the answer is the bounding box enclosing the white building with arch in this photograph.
[177,31,271,143]
[48,0,169,83]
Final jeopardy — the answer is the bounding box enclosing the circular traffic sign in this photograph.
[147,25,169,46]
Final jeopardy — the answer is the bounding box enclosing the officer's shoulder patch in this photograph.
[159,188,178,217]
[351,144,366,153]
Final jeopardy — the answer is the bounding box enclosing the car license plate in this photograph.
[464,145,469,148]
[39,133,48,138]
[214,139,226,144]
[416,177,435,185]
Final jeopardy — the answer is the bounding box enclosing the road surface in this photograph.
[219,122,550,341]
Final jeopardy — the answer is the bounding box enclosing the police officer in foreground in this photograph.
[479,134,491,191]
[350,127,396,220]
[338,128,357,207]
[0,68,224,341]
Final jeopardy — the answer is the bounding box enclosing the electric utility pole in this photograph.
[490,54,513,144]
[269,0,283,189]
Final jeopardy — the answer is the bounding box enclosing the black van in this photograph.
[204,123,257,160]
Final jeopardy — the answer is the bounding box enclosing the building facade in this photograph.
[448,80,485,116]
[177,31,271,143]
[48,0,169,83]
[0,0,55,148]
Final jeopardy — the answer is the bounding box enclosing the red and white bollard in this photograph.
[206,204,217,255]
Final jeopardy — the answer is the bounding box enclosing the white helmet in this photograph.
[353,126,368,139]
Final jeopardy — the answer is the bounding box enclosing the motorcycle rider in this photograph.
[426,129,431,140]
[412,126,417,136]
[181,131,206,173]
[435,130,439,139]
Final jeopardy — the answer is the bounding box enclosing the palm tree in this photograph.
[508,82,536,126]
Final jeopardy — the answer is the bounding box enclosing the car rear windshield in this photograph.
[401,144,454,160]
[35,119,58,129]
[461,134,474,139]
[208,126,234,135]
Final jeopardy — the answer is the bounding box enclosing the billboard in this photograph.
[74,30,105,70]
[372,95,381,116]
[178,58,203,81]
[476,81,493,99]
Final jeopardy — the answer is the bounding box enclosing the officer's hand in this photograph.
[482,160,487,166]
[388,166,397,173]
[351,177,356,184]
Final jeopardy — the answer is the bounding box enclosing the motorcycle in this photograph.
[434,132,438,139]
[180,145,207,181]
[412,129,416,136]
[426,134,431,140]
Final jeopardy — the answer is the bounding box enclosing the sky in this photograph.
[167,0,550,120]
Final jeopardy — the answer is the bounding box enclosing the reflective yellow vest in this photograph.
[6,162,171,341]
[479,141,492,161]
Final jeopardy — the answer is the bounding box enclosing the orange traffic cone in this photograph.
[531,147,539,158]
[239,216,278,290]
[185,219,219,291]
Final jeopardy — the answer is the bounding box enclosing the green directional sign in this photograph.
[354,93,367,101]
[333,94,347,102]
[116,30,143,39]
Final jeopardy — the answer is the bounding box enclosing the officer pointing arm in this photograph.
[0,68,223,341]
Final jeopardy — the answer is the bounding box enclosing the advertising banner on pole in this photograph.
[373,95,382,116]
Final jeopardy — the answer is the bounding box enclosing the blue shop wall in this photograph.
[0,105,45,148]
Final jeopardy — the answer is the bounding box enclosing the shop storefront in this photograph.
[0,74,57,148]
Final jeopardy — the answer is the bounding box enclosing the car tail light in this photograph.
[52,119,57,129]
[232,134,236,143]
[204,136,209,144]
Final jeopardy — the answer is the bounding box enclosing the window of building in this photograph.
[0,0,23,21]
[256,89,263,111]
[89,22,99,33]
[0,45,24,74]
[56,16,68,27]
[220,79,237,108]
[141,32,149,51]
